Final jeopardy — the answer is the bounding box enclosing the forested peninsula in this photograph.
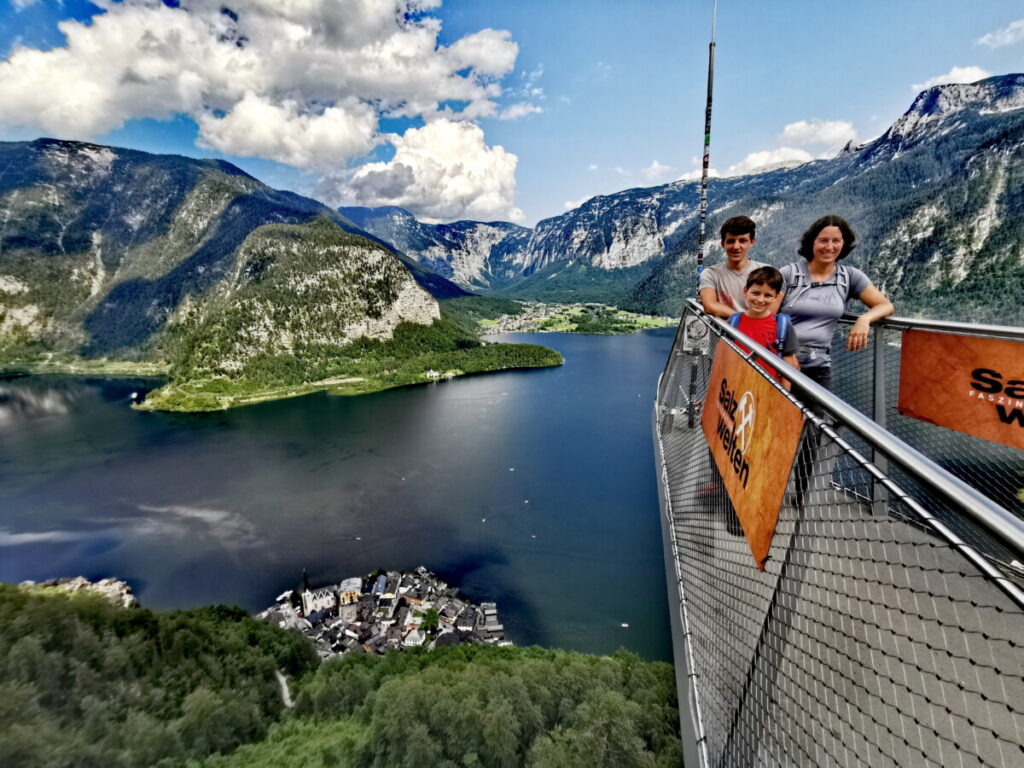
[0,584,681,767]
[138,295,562,412]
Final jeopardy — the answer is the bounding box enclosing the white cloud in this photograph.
[613,166,630,176]
[977,19,1024,48]
[509,63,545,99]
[498,103,542,120]
[564,195,591,210]
[197,92,378,168]
[677,167,720,182]
[0,0,526,220]
[780,119,857,150]
[12,0,42,10]
[726,147,813,176]
[912,65,992,92]
[445,28,518,77]
[338,119,523,222]
[587,163,598,171]
[641,160,676,183]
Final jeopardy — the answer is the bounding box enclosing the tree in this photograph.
[421,609,440,634]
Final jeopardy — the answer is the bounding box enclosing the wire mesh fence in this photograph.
[828,318,1024,577]
[655,302,1024,768]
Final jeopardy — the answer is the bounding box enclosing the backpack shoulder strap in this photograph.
[780,263,808,307]
[774,313,792,353]
[727,312,742,328]
[836,264,851,301]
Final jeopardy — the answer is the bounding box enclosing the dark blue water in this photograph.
[0,329,674,660]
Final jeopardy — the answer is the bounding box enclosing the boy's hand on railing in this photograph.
[846,317,871,351]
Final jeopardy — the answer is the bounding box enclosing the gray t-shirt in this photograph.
[698,259,766,312]
[779,261,871,368]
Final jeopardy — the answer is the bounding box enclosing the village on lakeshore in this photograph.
[482,301,675,335]
[258,566,509,658]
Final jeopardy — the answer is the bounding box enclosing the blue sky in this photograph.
[0,1,1022,225]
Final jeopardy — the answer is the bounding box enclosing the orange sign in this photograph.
[701,344,805,570]
[898,330,1024,450]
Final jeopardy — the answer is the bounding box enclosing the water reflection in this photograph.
[0,380,76,425]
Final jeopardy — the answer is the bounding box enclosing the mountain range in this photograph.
[345,73,1024,323]
[2,74,1021,408]
[0,139,558,410]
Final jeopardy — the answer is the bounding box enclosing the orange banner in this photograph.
[898,330,1024,450]
[701,344,805,570]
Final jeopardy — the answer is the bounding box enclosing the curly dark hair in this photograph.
[798,215,857,261]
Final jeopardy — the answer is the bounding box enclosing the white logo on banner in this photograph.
[734,391,756,453]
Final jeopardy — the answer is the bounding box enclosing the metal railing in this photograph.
[654,299,1024,768]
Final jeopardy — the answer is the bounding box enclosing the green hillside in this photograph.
[0,585,680,768]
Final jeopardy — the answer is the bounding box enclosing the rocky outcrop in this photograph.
[22,576,137,609]
[168,218,442,379]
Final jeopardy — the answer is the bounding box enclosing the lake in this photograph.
[0,328,675,661]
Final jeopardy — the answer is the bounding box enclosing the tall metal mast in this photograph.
[686,0,720,429]
[695,0,718,290]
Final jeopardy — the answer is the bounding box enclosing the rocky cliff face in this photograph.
[347,74,1024,322]
[172,218,441,379]
[340,206,532,290]
[343,191,675,297]
[0,139,455,363]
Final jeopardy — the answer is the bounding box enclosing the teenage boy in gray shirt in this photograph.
[699,216,765,318]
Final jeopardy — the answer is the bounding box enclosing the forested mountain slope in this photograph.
[0,584,680,768]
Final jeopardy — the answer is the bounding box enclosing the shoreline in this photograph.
[2,356,561,413]
[134,355,562,412]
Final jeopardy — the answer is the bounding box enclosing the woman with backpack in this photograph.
[778,215,894,390]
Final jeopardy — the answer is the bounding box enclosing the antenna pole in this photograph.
[687,0,719,429]
[695,0,718,292]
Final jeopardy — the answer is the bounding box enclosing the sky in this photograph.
[0,0,1022,226]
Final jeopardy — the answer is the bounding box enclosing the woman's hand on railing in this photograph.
[846,317,871,351]
[847,285,894,351]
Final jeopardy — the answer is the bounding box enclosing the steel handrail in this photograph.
[840,311,1024,341]
[681,298,1024,558]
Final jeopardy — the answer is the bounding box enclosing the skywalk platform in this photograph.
[655,303,1024,767]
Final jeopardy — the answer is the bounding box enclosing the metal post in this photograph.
[871,325,889,515]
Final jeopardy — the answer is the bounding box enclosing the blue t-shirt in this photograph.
[779,261,871,368]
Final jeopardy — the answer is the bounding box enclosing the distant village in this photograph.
[257,566,510,658]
